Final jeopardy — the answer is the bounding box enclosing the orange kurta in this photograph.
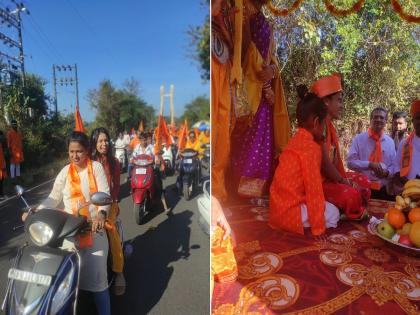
[269,128,326,236]
[324,119,345,178]
[7,129,24,164]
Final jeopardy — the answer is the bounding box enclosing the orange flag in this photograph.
[74,104,86,133]
[178,119,188,151]
[138,120,144,132]
[154,115,173,154]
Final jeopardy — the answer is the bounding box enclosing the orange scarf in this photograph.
[325,119,346,177]
[68,159,98,217]
[400,132,414,177]
[368,128,383,163]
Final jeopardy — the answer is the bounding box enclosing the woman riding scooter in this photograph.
[23,131,112,315]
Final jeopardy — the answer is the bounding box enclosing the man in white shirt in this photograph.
[390,100,420,194]
[133,132,154,158]
[347,107,396,200]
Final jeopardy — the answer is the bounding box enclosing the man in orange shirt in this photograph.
[7,120,23,184]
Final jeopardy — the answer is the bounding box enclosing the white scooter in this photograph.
[115,143,127,172]
[162,145,174,176]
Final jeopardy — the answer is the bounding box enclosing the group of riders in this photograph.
[17,123,210,315]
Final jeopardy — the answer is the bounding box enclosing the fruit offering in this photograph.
[376,182,420,249]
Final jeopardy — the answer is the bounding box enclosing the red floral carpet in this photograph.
[212,199,420,314]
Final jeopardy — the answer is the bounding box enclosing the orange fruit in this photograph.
[409,221,420,248]
[408,208,420,223]
[387,208,406,229]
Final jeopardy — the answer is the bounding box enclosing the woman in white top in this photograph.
[37,131,111,315]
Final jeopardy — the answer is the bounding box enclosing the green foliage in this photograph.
[88,79,155,138]
[188,1,210,81]
[179,95,210,124]
[271,0,419,121]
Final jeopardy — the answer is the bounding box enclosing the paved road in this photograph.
[0,170,210,315]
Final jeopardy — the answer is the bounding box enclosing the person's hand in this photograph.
[369,162,385,177]
[211,196,232,240]
[256,65,274,82]
[91,212,106,232]
[264,87,275,105]
[21,212,28,222]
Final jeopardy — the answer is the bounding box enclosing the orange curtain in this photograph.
[74,104,86,133]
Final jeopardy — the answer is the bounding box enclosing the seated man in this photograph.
[269,90,340,236]
[311,74,370,220]
[390,100,420,194]
[347,107,396,200]
[391,111,408,150]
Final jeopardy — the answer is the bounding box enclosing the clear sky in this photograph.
[0,0,209,122]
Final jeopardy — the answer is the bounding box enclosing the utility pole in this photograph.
[74,63,79,106]
[0,1,29,115]
[12,1,26,87]
[52,64,79,113]
[52,65,57,115]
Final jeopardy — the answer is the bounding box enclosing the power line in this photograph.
[65,0,120,65]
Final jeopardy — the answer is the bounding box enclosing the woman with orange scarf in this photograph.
[310,74,371,220]
[269,89,340,235]
[90,127,126,296]
[36,131,112,315]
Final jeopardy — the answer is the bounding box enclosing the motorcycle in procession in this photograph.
[130,154,161,224]
[162,144,174,176]
[114,142,127,173]
[1,186,113,315]
[201,143,210,170]
[177,148,200,201]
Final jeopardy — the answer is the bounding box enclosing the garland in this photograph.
[323,0,365,17]
[267,0,304,16]
[390,0,420,23]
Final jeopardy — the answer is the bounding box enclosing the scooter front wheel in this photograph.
[183,183,191,201]
[134,199,147,225]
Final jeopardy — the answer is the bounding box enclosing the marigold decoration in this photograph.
[323,0,365,17]
[268,0,304,16]
[391,0,420,23]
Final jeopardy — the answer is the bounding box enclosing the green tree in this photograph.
[270,0,419,120]
[88,79,155,138]
[188,0,210,80]
[179,95,210,124]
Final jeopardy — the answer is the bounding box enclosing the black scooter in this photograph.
[1,185,113,315]
[177,149,200,201]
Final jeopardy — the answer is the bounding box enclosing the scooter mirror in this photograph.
[14,185,25,197]
[90,192,113,206]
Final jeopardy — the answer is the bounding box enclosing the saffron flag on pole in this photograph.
[154,115,173,154]
[178,119,188,151]
[138,120,144,132]
[74,104,86,133]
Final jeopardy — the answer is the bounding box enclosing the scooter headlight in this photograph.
[50,266,75,314]
[28,222,54,246]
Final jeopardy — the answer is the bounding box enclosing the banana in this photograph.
[410,201,418,209]
[404,197,411,205]
[403,179,420,190]
[402,187,420,200]
[396,195,406,207]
